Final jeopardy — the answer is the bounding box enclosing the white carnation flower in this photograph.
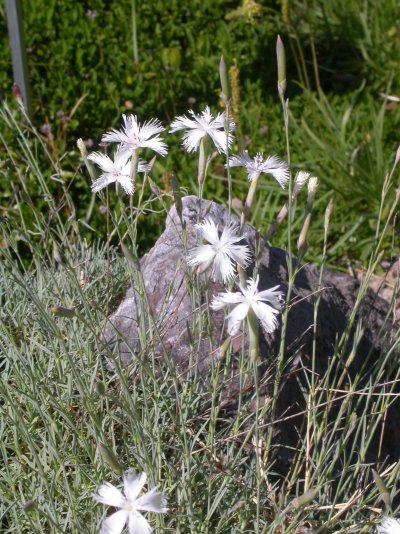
[228,151,289,187]
[170,106,234,154]
[93,471,168,534]
[102,114,168,157]
[187,218,252,283]
[88,147,149,195]
[211,276,284,336]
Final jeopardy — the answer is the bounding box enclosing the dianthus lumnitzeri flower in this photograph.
[377,517,400,534]
[211,276,284,336]
[187,218,252,283]
[93,471,168,534]
[88,148,149,195]
[102,114,168,157]
[228,151,289,187]
[170,106,234,154]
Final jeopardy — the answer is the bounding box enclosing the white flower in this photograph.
[170,106,234,154]
[93,471,168,534]
[228,151,289,187]
[211,276,283,336]
[102,114,168,157]
[377,517,400,533]
[88,147,149,195]
[187,218,251,283]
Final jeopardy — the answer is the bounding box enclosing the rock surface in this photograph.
[104,195,393,366]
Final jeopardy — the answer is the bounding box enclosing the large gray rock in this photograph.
[103,195,399,464]
[104,195,392,369]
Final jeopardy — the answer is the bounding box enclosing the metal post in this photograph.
[4,0,32,117]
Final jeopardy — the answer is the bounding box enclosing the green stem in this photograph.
[248,309,259,362]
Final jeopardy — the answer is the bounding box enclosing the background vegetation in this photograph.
[0,0,399,263]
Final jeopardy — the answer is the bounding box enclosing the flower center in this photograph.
[123,499,136,512]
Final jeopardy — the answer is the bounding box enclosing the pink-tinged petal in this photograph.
[128,512,152,534]
[91,175,115,193]
[227,302,250,335]
[187,245,216,266]
[136,487,168,513]
[93,482,126,507]
[252,301,279,334]
[100,509,129,534]
[123,472,147,503]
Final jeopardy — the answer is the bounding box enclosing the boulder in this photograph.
[103,195,399,463]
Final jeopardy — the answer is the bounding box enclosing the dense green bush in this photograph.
[0,0,399,261]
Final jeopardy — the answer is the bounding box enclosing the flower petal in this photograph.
[93,482,126,508]
[117,175,135,195]
[211,291,245,310]
[123,472,147,503]
[256,285,284,309]
[213,251,236,282]
[196,218,219,245]
[252,301,279,334]
[227,302,249,335]
[91,174,116,193]
[100,509,129,534]
[128,512,152,534]
[377,517,400,534]
[181,129,206,153]
[88,152,115,173]
[136,487,168,513]
[187,245,216,267]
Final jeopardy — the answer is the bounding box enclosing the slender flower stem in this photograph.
[247,308,259,361]
[197,138,207,220]
[224,100,232,221]
[265,97,293,463]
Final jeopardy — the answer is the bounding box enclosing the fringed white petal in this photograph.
[127,512,152,534]
[91,175,116,193]
[227,302,250,335]
[93,482,126,507]
[252,301,280,334]
[123,472,147,503]
[135,487,168,513]
[100,509,129,534]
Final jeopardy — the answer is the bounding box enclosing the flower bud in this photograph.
[98,442,123,474]
[219,55,230,103]
[276,35,286,100]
